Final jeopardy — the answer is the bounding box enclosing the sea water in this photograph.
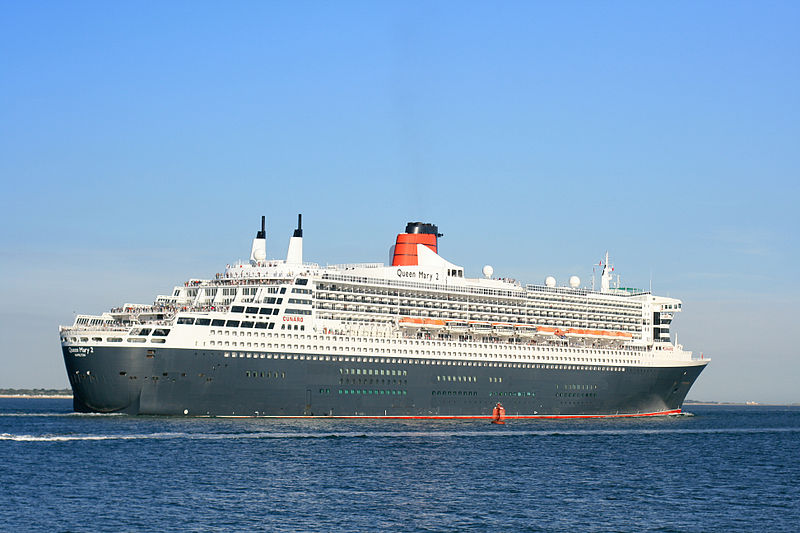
[1,399,798,532]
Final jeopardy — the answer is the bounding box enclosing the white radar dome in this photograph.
[545,276,556,288]
[254,249,266,261]
[482,265,494,278]
[569,275,581,289]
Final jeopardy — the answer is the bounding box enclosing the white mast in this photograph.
[286,214,303,264]
[600,251,613,293]
[249,216,267,264]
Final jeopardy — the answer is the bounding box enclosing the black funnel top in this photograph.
[293,214,303,238]
[405,222,442,237]
[256,216,266,239]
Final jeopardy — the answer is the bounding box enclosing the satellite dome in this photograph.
[482,265,494,278]
[254,248,266,261]
[569,275,580,289]
[545,276,556,287]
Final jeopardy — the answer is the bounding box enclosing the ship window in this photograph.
[212,319,225,326]
[246,307,258,314]
[240,321,254,328]
[260,308,272,315]
[231,306,244,313]
[255,322,267,329]
[195,318,211,326]
[226,320,240,327]
[177,317,194,325]
[152,329,171,336]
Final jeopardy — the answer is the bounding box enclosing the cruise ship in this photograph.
[60,216,709,418]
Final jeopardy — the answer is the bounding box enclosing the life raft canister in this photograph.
[491,403,506,424]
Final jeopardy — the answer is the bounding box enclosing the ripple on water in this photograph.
[0,402,798,532]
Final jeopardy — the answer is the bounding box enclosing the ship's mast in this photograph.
[601,251,613,293]
[286,214,303,264]
[250,216,267,264]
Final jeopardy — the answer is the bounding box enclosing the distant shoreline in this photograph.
[0,394,73,399]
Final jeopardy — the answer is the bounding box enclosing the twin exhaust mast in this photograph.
[252,217,444,269]
[250,214,304,265]
[286,214,303,264]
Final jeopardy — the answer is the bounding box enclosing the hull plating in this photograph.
[63,346,706,417]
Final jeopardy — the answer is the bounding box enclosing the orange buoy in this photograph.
[491,402,506,424]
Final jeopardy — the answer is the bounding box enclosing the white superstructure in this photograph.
[62,217,706,371]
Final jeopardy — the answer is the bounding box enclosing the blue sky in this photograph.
[1,2,798,402]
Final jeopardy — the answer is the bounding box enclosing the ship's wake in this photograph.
[2,427,799,442]
[0,412,125,418]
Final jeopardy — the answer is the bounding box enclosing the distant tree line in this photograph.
[0,388,72,396]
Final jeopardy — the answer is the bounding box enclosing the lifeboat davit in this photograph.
[491,403,506,425]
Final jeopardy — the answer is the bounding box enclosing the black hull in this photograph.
[63,346,707,417]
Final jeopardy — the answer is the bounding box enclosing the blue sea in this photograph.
[1,400,798,532]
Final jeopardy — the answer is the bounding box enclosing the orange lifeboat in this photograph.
[491,403,506,424]
[536,326,556,336]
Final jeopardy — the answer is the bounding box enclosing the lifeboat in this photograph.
[514,325,537,338]
[492,323,515,337]
[399,317,446,330]
[446,320,469,332]
[536,326,557,337]
[470,321,493,334]
[423,318,446,330]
